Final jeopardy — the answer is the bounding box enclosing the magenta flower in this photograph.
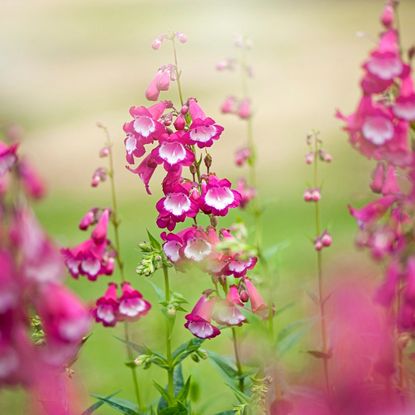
[145,66,174,101]
[92,283,120,327]
[185,99,224,148]
[337,96,410,165]
[213,285,246,327]
[369,162,385,193]
[156,183,199,231]
[244,278,267,316]
[91,209,110,244]
[154,132,195,170]
[393,75,415,122]
[37,282,91,344]
[78,208,99,231]
[199,175,241,216]
[17,159,46,199]
[184,295,220,339]
[224,255,257,278]
[118,282,151,321]
[236,178,256,208]
[0,141,18,177]
[375,261,400,307]
[91,167,107,188]
[235,147,251,167]
[127,152,159,194]
[348,195,396,229]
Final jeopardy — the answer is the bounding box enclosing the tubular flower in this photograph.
[118,282,151,321]
[236,178,256,208]
[213,285,246,327]
[16,159,46,199]
[92,283,120,327]
[244,278,268,316]
[185,295,220,339]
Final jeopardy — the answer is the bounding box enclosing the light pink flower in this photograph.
[91,167,107,188]
[17,159,46,199]
[393,75,415,122]
[221,96,237,114]
[236,178,256,208]
[235,147,251,167]
[237,98,251,119]
[213,285,246,327]
[118,282,151,321]
[185,295,220,339]
[92,283,120,327]
[244,278,267,316]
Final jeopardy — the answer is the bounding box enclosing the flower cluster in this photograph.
[62,138,151,328]
[339,3,415,332]
[126,34,267,340]
[0,134,90,393]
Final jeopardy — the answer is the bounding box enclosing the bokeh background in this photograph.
[1,0,415,413]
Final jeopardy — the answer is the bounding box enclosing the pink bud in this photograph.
[221,96,236,114]
[303,190,313,202]
[370,162,385,194]
[240,290,249,303]
[99,146,110,158]
[381,4,394,28]
[305,152,314,165]
[145,76,160,101]
[314,239,323,251]
[79,209,96,231]
[321,231,332,247]
[237,98,251,119]
[151,37,162,50]
[91,167,107,188]
[181,105,189,115]
[175,32,187,44]
[174,115,186,131]
[382,164,400,195]
[311,189,321,202]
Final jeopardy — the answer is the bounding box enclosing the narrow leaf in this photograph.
[91,394,139,415]
[82,391,120,415]
[208,351,238,381]
[147,229,161,250]
[307,350,332,360]
[172,338,204,366]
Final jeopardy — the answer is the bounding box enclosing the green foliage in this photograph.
[172,338,205,366]
[82,391,120,415]
[90,393,141,415]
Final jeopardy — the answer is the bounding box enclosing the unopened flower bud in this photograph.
[240,290,249,303]
[210,215,218,228]
[319,150,332,163]
[91,167,107,188]
[408,46,415,61]
[152,38,162,50]
[189,164,197,175]
[174,115,185,130]
[180,105,189,115]
[134,354,147,366]
[204,153,213,169]
[381,4,394,28]
[138,241,152,252]
[311,189,321,202]
[167,304,176,316]
[191,353,200,363]
[99,146,110,158]
[176,32,187,43]
[197,349,208,360]
[314,239,323,251]
[303,190,313,202]
[305,152,314,164]
[321,231,332,247]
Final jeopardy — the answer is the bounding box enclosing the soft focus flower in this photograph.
[213,285,246,326]
[91,167,107,188]
[118,282,151,321]
[17,159,46,199]
[185,295,220,339]
[236,178,256,208]
[0,141,18,177]
[221,96,237,114]
[244,278,267,316]
[235,147,251,167]
[237,98,252,119]
[92,283,120,327]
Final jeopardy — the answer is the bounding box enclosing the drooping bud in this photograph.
[204,153,213,170]
[175,32,188,44]
[381,3,394,28]
[321,231,332,247]
[370,162,385,194]
[99,146,110,158]
[174,115,186,131]
[305,152,314,164]
[91,167,107,188]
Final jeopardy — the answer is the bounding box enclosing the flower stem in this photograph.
[313,136,330,394]
[232,327,245,393]
[162,262,175,399]
[101,125,144,412]
[172,36,184,107]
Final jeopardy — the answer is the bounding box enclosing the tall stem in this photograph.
[162,263,175,398]
[172,37,184,107]
[232,327,245,393]
[102,126,143,411]
[313,138,330,394]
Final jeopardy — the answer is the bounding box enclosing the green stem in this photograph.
[103,126,143,412]
[162,263,175,399]
[232,327,245,393]
[313,138,330,395]
[172,36,184,107]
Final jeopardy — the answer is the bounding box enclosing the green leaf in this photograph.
[158,401,188,415]
[208,351,238,381]
[274,302,294,318]
[213,412,235,415]
[154,382,173,407]
[147,279,165,300]
[172,338,204,366]
[114,336,148,354]
[147,229,161,250]
[277,321,311,356]
[91,394,139,415]
[82,391,120,415]
[176,376,191,402]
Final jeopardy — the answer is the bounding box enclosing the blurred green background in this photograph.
[1,0,415,413]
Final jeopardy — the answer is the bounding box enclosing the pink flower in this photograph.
[156,183,199,231]
[399,257,415,330]
[123,101,170,164]
[225,255,257,278]
[0,251,17,314]
[337,96,410,165]
[393,75,415,122]
[236,178,256,208]
[237,98,252,119]
[199,175,241,216]
[154,132,195,169]
[185,99,224,148]
[221,96,237,114]
[92,283,120,327]
[118,282,151,321]
[61,238,114,281]
[185,295,220,339]
[348,195,396,229]
[37,283,91,344]
[91,209,110,244]
[145,67,173,101]
[244,278,267,316]
[127,152,159,195]
[17,159,46,199]
[375,261,400,307]
[381,164,400,195]
[78,208,99,231]
[380,2,394,28]
[175,32,187,43]
[235,147,251,167]
[213,285,246,327]
[91,167,107,188]
[0,141,18,177]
